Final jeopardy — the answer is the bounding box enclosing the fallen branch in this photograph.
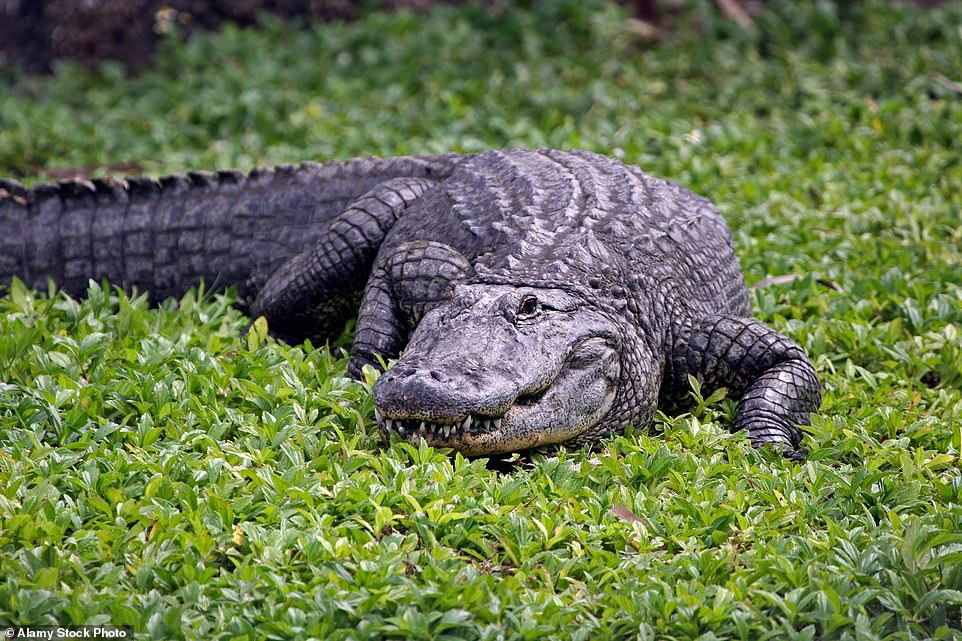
[752,274,843,292]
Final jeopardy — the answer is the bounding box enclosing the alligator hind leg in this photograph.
[662,315,821,457]
[250,177,437,343]
[348,241,473,378]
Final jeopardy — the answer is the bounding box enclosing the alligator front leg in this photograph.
[250,177,437,343]
[662,315,821,458]
[348,241,473,378]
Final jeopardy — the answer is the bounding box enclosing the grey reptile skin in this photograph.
[0,149,821,457]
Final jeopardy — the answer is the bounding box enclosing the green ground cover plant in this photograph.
[1,0,961,638]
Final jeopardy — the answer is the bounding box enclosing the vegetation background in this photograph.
[1,0,960,638]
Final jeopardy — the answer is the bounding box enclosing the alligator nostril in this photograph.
[430,369,445,381]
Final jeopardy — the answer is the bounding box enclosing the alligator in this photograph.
[0,149,821,457]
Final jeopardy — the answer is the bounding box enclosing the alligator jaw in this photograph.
[375,335,621,456]
[376,411,504,443]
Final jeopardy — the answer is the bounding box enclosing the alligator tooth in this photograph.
[375,408,382,423]
[398,424,406,436]
[493,417,502,429]
[463,416,473,431]
[443,424,451,438]
[385,419,394,431]
[419,421,426,434]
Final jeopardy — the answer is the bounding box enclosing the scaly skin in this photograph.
[0,155,458,305]
[0,149,821,457]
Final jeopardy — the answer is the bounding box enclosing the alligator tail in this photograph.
[0,155,458,305]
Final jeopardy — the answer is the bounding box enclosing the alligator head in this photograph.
[374,283,622,456]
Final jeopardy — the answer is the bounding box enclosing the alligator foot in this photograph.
[663,315,821,457]
[348,240,473,378]
[250,176,437,343]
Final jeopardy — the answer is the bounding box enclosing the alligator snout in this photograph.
[375,362,518,422]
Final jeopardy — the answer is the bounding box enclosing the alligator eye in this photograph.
[517,294,539,318]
